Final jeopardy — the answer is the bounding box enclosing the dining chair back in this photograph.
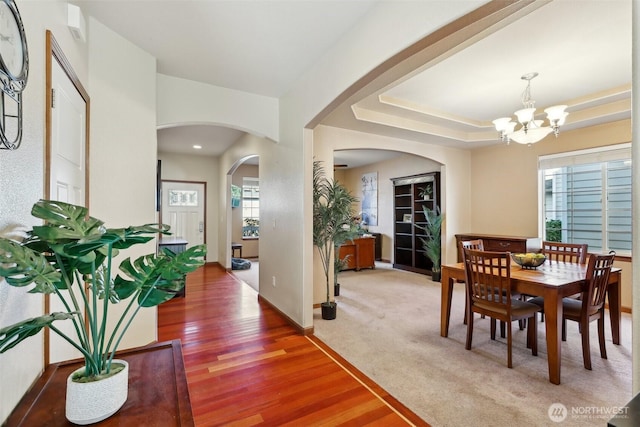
[459,239,484,258]
[459,239,485,325]
[565,252,616,369]
[462,248,540,368]
[529,251,616,370]
[535,241,589,323]
[541,241,588,264]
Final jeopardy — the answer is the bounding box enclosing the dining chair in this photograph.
[537,241,588,322]
[529,252,616,370]
[541,241,588,264]
[459,239,484,259]
[459,240,485,325]
[459,239,527,331]
[462,248,540,368]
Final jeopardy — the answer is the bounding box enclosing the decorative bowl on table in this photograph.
[511,253,546,269]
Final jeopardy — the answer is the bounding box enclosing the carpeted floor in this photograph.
[313,262,633,427]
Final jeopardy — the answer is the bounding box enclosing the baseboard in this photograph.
[257,294,314,336]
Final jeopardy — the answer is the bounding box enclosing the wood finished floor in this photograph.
[158,264,429,427]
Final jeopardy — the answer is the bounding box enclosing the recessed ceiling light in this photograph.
[193,145,202,149]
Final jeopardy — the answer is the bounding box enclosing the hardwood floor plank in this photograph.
[158,264,428,426]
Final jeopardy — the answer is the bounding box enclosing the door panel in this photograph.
[50,59,85,205]
[161,181,206,248]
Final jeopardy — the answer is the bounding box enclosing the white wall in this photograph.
[87,17,159,353]
[0,1,88,421]
[157,74,279,141]
[157,151,220,262]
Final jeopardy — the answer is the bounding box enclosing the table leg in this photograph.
[440,269,454,337]
[608,271,621,345]
[543,292,563,385]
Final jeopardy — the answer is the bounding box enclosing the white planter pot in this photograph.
[65,359,129,425]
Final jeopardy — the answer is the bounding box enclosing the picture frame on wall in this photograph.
[361,172,378,226]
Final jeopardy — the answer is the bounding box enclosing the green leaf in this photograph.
[88,266,119,303]
[30,199,104,240]
[416,206,443,271]
[0,312,77,353]
[0,238,61,293]
[114,245,206,307]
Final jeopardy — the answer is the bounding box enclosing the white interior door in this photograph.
[48,57,87,363]
[50,59,85,205]
[161,181,205,248]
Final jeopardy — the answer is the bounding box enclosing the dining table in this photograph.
[440,259,622,385]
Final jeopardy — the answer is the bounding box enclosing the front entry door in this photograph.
[161,181,206,248]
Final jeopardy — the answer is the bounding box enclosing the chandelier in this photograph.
[492,72,568,145]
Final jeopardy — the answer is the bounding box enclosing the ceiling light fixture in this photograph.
[193,145,202,149]
[492,72,568,146]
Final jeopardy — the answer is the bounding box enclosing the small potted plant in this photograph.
[418,184,433,200]
[313,161,358,319]
[0,200,206,424]
[414,205,443,281]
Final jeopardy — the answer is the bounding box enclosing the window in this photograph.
[539,144,631,255]
[242,178,259,238]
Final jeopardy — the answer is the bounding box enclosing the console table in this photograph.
[339,236,376,271]
[5,340,194,426]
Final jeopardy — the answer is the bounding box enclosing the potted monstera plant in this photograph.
[0,200,206,424]
[313,161,358,319]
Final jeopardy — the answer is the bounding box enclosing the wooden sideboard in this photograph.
[368,232,382,260]
[5,340,194,426]
[339,236,376,271]
[455,233,541,262]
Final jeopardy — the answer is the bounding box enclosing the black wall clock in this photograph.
[0,0,28,150]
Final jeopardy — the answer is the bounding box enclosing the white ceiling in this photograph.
[76,0,632,168]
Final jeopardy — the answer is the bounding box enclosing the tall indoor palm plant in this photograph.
[313,161,358,319]
[415,205,443,281]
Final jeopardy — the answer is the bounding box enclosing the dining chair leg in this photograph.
[507,323,513,369]
[465,310,474,350]
[581,320,592,370]
[490,318,496,340]
[528,313,538,356]
[598,314,608,360]
[500,321,506,338]
[463,298,467,325]
[562,319,567,341]
[519,295,526,330]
